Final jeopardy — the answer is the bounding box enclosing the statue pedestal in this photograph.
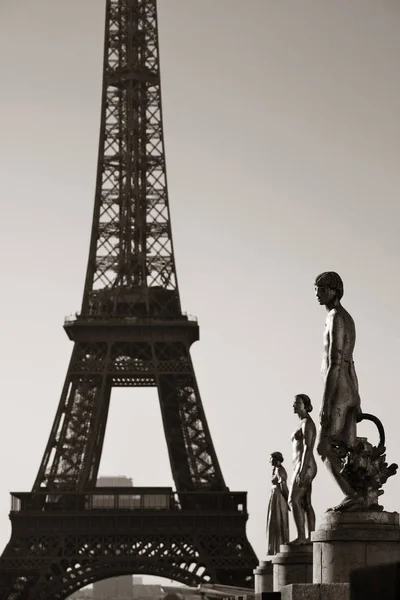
[312,511,400,583]
[254,559,273,594]
[271,543,313,591]
[280,511,400,600]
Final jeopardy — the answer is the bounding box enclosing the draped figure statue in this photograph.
[266,451,290,555]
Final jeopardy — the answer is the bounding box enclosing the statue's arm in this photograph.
[277,468,289,503]
[299,421,315,482]
[321,311,345,425]
[350,361,359,392]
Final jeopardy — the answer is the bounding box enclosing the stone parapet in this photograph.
[280,583,350,600]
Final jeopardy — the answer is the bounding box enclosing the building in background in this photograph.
[70,479,190,600]
[96,476,133,488]
[93,575,134,599]
[133,582,163,600]
[69,579,197,600]
[92,476,134,598]
[69,580,170,600]
[69,589,93,599]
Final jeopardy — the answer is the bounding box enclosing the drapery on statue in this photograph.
[315,271,397,512]
[266,452,290,555]
[289,394,317,543]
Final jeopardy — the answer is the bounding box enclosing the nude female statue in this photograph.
[266,451,290,555]
[289,394,317,544]
[315,271,362,510]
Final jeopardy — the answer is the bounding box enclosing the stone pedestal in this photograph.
[312,511,400,584]
[271,544,313,591]
[254,560,273,594]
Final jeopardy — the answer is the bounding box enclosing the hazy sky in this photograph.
[0,0,399,576]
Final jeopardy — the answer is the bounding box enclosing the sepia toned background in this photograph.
[0,0,399,565]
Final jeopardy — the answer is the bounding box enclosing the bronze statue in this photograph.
[315,271,397,511]
[289,394,317,543]
[266,451,290,555]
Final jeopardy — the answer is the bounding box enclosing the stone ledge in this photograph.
[320,511,399,527]
[281,583,350,600]
[312,527,400,542]
[272,544,313,565]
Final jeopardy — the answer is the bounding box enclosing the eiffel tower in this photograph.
[0,1,257,598]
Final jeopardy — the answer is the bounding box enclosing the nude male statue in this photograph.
[315,271,361,510]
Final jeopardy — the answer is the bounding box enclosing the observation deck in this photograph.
[11,488,247,514]
[63,312,199,345]
[3,489,256,589]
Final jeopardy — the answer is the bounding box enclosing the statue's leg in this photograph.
[324,404,358,499]
[303,484,315,539]
[342,406,358,448]
[289,485,307,544]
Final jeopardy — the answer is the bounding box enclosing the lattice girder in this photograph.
[0,508,257,600]
[82,0,180,319]
[33,338,225,492]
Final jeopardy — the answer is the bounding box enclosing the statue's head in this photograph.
[270,451,284,466]
[314,271,344,306]
[293,394,313,415]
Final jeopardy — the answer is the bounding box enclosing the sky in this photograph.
[0,0,400,582]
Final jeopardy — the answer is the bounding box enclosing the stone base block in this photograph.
[350,562,400,600]
[254,560,273,594]
[280,583,350,600]
[312,511,400,584]
[272,543,313,591]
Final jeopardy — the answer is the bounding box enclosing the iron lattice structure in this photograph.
[0,490,256,599]
[0,1,257,597]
